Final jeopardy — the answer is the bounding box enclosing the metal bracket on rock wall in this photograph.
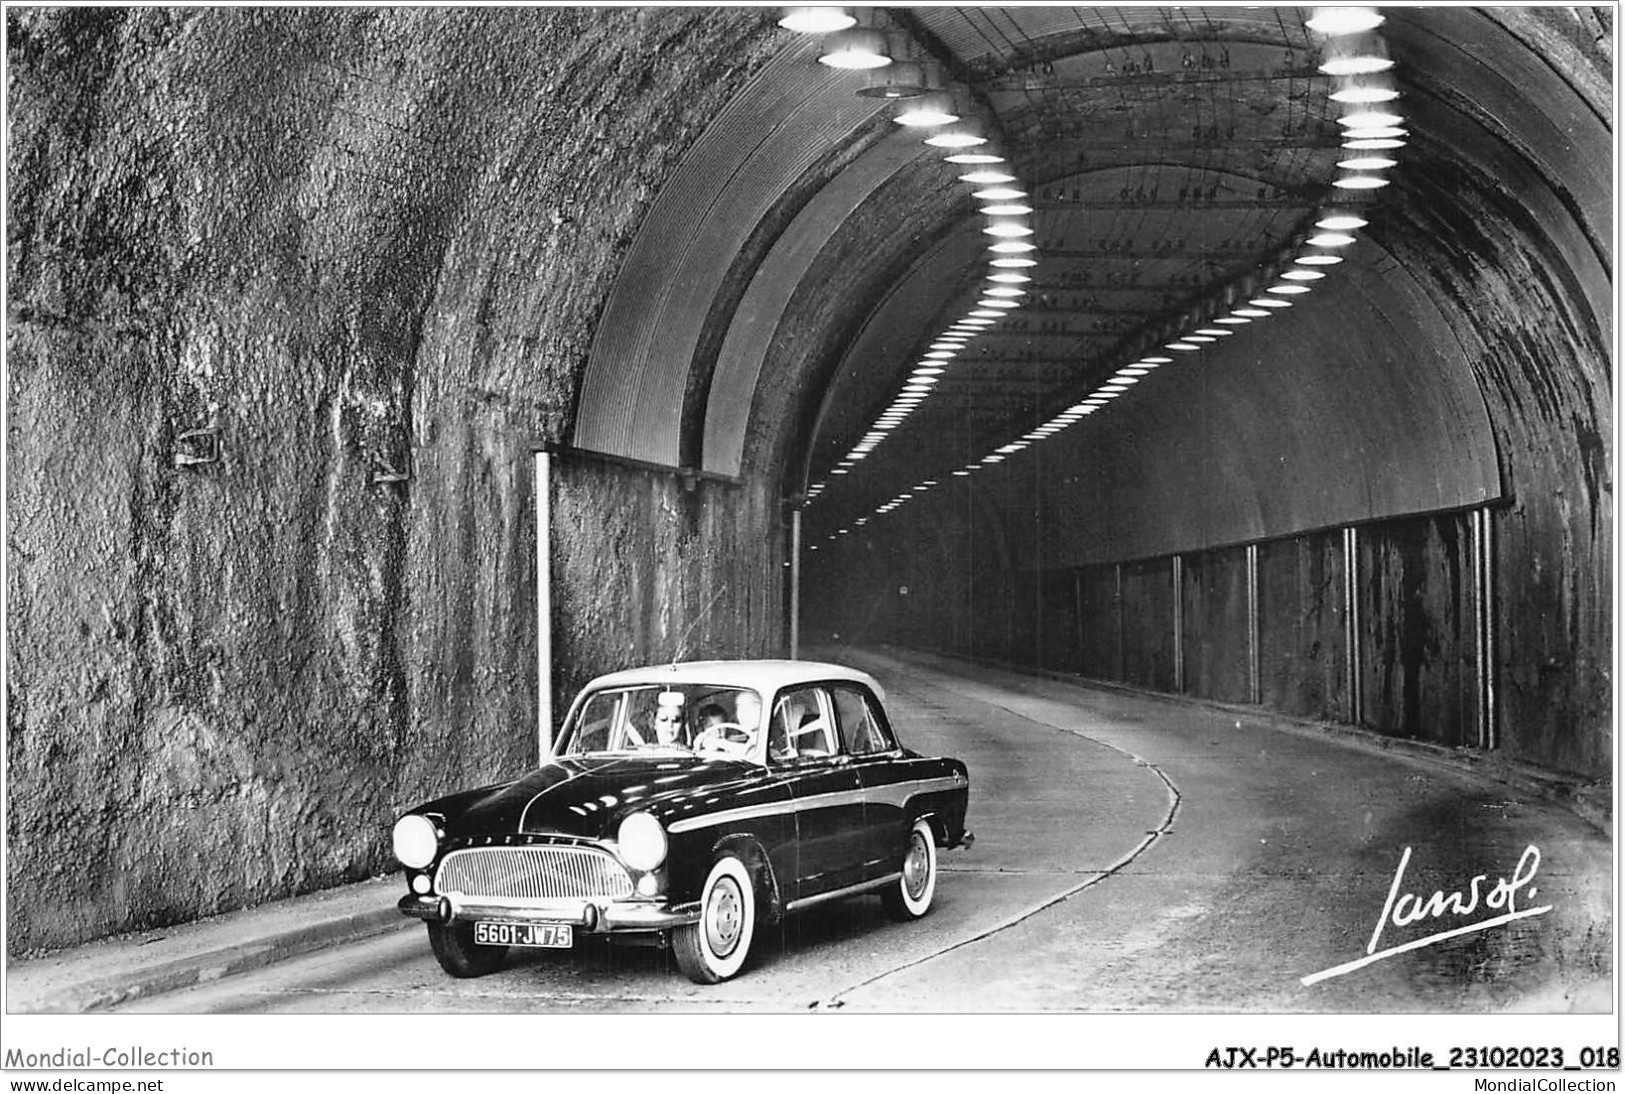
[370,452,413,485]
[172,426,221,468]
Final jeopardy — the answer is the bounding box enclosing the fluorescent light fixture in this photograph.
[925,127,987,149]
[1342,126,1407,140]
[1317,214,1369,231]
[973,187,1026,201]
[1306,8,1385,35]
[1309,231,1358,247]
[1343,137,1407,151]
[961,171,1017,185]
[894,92,959,128]
[1139,356,1173,364]
[946,151,1006,164]
[968,310,1002,319]
[1117,367,1152,375]
[1321,55,1394,76]
[1215,316,1251,324]
[1335,174,1391,189]
[1235,307,1273,316]
[1195,328,1234,336]
[988,273,1031,283]
[984,286,1025,297]
[778,7,856,33]
[1167,342,1200,351]
[1330,85,1400,104]
[989,241,1038,254]
[1295,254,1344,266]
[983,222,1033,237]
[1184,334,1217,343]
[924,351,956,359]
[1249,297,1293,308]
[819,28,892,69]
[981,203,1034,216]
[1281,269,1326,280]
[1339,111,1403,129]
[1268,284,1313,295]
[990,257,1038,268]
[1338,156,1398,171]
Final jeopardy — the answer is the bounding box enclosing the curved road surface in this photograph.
[121,647,1612,1013]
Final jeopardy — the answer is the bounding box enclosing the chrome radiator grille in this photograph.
[436,846,633,901]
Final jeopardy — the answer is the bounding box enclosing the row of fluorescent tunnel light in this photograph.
[796,7,1405,549]
[776,6,1041,510]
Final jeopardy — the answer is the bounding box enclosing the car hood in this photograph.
[424,754,759,842]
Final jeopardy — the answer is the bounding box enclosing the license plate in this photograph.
[473,921,573,948]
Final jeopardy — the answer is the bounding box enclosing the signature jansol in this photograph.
[1301,844,1552,986]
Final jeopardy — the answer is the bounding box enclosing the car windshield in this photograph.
[560,684,764,758]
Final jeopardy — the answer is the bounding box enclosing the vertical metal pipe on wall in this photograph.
[1471,507,1497,749]
[534,449,554,758]
[1342,526,1362,726]
[789,506,802,660]
[1074,569,1086,677]
[1172,554,1184,693]
[1246,543,1261,705]
[1115,562,1125,681]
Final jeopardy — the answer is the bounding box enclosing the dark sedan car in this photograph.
[392,660,971,983]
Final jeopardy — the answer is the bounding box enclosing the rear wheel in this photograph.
[427,922,509,978]
[881,817,938,921]
[674,855,756,983]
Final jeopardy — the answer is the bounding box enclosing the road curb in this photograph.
[864,642,1613,839]
[12,905,410,1013]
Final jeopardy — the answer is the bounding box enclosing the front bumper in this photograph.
[398,893,700,932]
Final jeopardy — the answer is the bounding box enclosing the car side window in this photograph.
[770,687,836,763]
[832,685,895,756]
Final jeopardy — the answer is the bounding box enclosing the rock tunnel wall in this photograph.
[5,7,785,955]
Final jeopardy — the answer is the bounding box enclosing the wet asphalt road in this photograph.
[118,647,1612,1014]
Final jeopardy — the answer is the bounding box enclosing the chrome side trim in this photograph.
[666,773,964,835]
[785,872,901,913]
[668,798,806,834]
[864,775,965,809]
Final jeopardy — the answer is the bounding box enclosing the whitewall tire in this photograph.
[882,817,938,921]
[674,854,756,984]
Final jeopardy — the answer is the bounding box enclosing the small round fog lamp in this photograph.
[617,813,668,872]
[392,815,439,869]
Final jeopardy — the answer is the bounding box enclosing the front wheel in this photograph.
[427,922,508,978]
[881,817,938,921]
[674,855,756,983]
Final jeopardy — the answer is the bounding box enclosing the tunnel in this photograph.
[4,4,1612,963]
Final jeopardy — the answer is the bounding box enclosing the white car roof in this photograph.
[578,659,885,702]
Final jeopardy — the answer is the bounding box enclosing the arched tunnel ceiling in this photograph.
[576,6,1609,553]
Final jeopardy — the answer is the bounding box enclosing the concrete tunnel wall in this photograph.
[5,7,793,955]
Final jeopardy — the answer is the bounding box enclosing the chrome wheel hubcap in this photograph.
[903,833,930,900]
[706,877,743,956]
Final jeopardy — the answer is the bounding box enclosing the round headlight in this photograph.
[392,815,439,869]
[617,812,667,872]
